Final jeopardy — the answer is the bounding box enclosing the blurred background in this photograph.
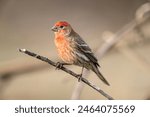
[0,0,150,99]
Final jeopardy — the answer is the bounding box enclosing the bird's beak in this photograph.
[51,26,58,32]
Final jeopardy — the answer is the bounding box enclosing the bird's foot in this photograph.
[55,62,71,70]
[55,62,64,70]
[77,74,82,82]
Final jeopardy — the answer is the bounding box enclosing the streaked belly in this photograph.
[55,38,76,63]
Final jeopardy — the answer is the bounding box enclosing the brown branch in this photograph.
[19,48,114,100]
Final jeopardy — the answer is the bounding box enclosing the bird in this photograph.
[51,21,110,86]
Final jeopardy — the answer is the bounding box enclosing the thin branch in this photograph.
[19,48,114,100]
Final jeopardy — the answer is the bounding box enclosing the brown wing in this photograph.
[72,33,100,67]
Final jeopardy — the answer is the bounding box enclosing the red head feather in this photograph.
[55,21,70,27]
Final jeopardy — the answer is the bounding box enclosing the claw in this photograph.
[55,62,71,70]
[77,74,82,82]
[55,62,63,70]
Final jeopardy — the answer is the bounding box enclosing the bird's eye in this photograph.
[60,25,64,29]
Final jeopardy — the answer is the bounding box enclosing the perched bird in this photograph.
[51,21,110,86]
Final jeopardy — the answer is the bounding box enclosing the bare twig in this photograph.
[19,48,114,100]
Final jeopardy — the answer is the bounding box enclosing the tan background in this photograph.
[0,0,150,99]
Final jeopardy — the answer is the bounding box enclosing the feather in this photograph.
[72,33,100,67]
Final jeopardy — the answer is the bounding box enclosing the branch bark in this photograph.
[19,48,114,100]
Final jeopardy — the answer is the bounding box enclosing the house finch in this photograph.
[51,21,110,86]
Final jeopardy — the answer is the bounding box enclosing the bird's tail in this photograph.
[92,65,110,86]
